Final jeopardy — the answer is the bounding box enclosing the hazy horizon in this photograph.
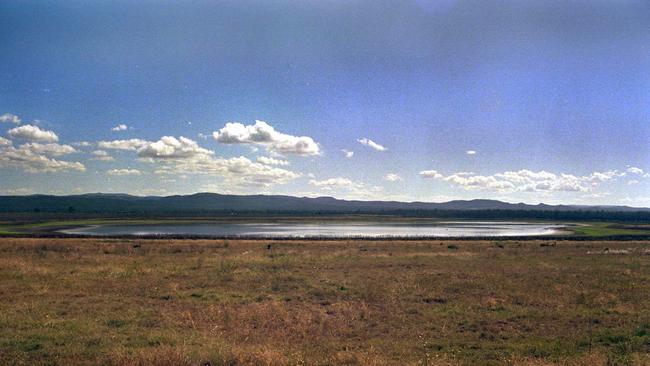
[1,1,648,206]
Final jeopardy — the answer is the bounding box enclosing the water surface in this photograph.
[61,221,565,238]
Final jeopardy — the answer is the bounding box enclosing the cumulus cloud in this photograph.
[8,125,59,142]
[90,150,114,161]
[111,124,129,131]
[342,149,354,158]
[257,156,289,166]
[213,120,320,156]
[98,139,149,151]
[0,113,21,124]
[102,135,301,187]
[466,150,476,155]
[0,139,84,173]
[107,168,141,176]
[384,173,402,182]
[419,168,629,193]
[138,136,213,159]
[442,173,518,191]
[357,138,386,151]
[19,142,77,156]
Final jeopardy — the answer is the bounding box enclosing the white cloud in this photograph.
[111,124,129,131]
[626,166,645,175]
[0,187,33,195]
[154,155,301,187]
[587,170,622,183]
[98,139,149,151]
[73,141,92,147]
[466,150,476,155]
[8,124,59,142]
[357,138,387,151]
[443,173,518,191]
[342,149,354,158]
[419,168,630,193]
[107,168,141,176]
[90,150,114,161]
[309,177,359,189]
[138,136,213,159]
[19,142,77,156]
[384,173,402,182]
[419,170,443,179]
[308,177,384,199]
[103,135,303,187]
[213,120,320,156]
[628,180,639,185]
[619,166,649,178]
[257,156,289,166]
[0,113,21,124]
[134,188,171,196]
[0,139,84,173]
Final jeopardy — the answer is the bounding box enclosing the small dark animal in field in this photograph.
[447,244,459,250]
[267,244,272,250]
[423,297,446,304]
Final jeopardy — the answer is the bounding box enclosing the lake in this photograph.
[61,221,566,238]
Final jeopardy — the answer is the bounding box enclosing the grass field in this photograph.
[0,238,649,365]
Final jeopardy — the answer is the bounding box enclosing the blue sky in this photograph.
[1,0,649,205]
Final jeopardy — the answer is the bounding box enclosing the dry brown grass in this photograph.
[0,238,649,365]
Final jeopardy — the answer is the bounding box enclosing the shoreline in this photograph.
[3,232,650,241]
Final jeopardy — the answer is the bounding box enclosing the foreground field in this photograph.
[0,238,649,365]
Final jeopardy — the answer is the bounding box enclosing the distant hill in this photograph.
[0,193,648,218]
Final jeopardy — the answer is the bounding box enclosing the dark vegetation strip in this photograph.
[2,232,650,241]
[1,209,650,222]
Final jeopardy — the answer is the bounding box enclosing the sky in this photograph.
[0,0,649,205]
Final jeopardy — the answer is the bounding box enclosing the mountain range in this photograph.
[0,193,648,214]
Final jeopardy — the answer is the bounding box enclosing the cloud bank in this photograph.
[419,169,635,193]
[0,138,84,173]
[99,135,303,187]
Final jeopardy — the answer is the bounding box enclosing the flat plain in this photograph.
[0,238,649,365]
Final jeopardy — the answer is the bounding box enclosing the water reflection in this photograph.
[62,221,565,237]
